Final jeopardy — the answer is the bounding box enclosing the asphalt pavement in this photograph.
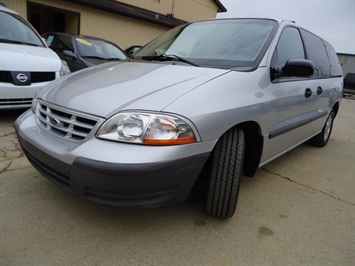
[1,98,354,265]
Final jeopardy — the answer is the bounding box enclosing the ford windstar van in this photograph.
[15,18,343,218]
[0,5,70,109]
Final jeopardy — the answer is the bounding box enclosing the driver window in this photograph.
[58,36,74,52]
[272,27,305,68]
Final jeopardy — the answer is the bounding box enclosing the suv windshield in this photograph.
[135,19,278,70]
[0,10,44,47]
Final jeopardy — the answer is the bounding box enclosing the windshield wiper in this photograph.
[82,56,107,60]
[105,58,123,61]
[83,56,123,61]
[141,54,199,66]
[0,38,39,46]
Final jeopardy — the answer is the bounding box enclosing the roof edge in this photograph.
[64,0,188,28]
[213,0,227,12]
[337,53,355,56]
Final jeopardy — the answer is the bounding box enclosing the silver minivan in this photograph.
[15,18,343,218]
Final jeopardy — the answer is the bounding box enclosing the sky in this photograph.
[217,0,355,54]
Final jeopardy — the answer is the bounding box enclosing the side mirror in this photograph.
[271,59,315,81]
[62,50,77,59]
[282,59,315,77]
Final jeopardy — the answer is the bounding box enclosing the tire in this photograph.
[205,128,245,218]
[309,110,335,147]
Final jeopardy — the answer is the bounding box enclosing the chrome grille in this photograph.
[31,72,56,83]
[0,98,32,107]
[36,100,99,141]
[0,71,55,84]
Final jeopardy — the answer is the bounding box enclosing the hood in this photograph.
[0,43,62,71]
[41,61,229,117]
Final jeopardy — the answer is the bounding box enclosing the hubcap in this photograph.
[323,114,333,142]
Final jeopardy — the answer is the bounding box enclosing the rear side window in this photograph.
[323,40,343,77]
[301,29,331,78]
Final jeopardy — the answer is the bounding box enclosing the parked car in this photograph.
[16,18,343,218]
[343,73,355,93]
[42,32,127,72]
[0,5,70,109]
[124,45,143,56]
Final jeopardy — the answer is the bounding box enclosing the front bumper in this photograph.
[0,81,50,109]
[15,110,213,207]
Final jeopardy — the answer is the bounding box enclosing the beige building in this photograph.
[2,0,226,49]
[338,53,355,76]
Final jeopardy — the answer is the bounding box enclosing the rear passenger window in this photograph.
[323,40,343,77]
[300,29,331,78]
[273,27,305,68]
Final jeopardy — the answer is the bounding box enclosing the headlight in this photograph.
[96,112,197,145]
[59,60,71,76]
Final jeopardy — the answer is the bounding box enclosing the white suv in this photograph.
[0,5,70,109]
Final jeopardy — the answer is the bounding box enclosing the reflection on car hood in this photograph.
[41,62,229,117]
[82,57,109,66]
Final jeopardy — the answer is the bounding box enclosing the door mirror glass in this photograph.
[282,59,315,77]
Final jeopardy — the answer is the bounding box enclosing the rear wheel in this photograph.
[205,128,245,218]
[309,110,335,147]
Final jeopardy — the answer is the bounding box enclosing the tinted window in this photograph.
[46,35,73,54]
[272,27,305,68]
[323,40,343,77]
[301,29,330,78]
[58,36,74,52]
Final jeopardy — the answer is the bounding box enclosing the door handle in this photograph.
[317,86,323,95]
[305,88,312,98]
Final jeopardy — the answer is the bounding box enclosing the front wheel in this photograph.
[309,110,335,147]
[205,128,245,218]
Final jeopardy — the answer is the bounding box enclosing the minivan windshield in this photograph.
[135,19,278,70]
[0,10,44,47]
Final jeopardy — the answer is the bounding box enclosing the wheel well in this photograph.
[199,122,263,180]
[333,101,340,117]
[235,122,263,177]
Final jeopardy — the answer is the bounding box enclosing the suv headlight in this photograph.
[96,112,197,145]
[60,60,71,76]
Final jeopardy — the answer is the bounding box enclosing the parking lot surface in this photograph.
[1,98,354,265]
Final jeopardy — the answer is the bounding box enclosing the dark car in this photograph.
[42,32,127,72]
[343,73,355,93]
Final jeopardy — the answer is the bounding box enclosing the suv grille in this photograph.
[0,98,32,107]
[36,101,99,141]
[31,72,56,83]
[0,71,12,83]
[0,71,55,84]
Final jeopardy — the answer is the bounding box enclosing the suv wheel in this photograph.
[309,110,335,147]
